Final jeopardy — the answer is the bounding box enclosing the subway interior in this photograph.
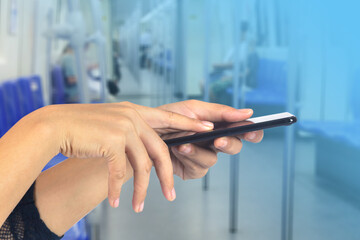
[0,0,360,239]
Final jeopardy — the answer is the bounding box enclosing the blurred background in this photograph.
[0,0,360,239]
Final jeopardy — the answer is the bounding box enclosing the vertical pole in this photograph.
[73,44,89,103]
[229,0,243,233]
[281,121,295,240]
[161,14,167,105]
[90,0,108,103]
[67,0,89,103]
[203,0,211,103]
[229,154,240,233]
[31,0,39,75]
[202,0,212,191]
[170,1,176,103]
[175,0,186,101]
[45,9,54,106]
[281,2,297,239]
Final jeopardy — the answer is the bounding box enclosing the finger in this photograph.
[130,104,215,132]
[121,106,176,202]
[126,130,153,213]
[229,130,264,143]
[176,144,218,169]
[163,110,215,131]
[155,108,215,132]
[213,137,243,155]
[107,143,126,209]
[139,123,176,201]
[172,144,216,180]
[184,100,254,122]
[243,130,264,143]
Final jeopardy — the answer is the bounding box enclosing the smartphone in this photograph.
[164,112,297,147]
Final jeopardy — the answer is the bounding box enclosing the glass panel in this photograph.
[1,0,360,239]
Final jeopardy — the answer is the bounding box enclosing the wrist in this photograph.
[25,105,63,157]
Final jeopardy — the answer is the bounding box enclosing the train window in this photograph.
[255,0,267,47]
[274,0,289,47]
[255,0,288,48]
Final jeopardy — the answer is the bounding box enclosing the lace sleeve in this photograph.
[0,182,63,240]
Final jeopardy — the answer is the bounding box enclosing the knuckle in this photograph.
[133,181,147,194]
[119,116,135,132]
[153,157,165,169]
[123,106,137,117]
[143,160,153,174]
[99,145,109,158]
[108,132,126,145]
[111,169,126,181]
[159,142,170,155]
[105,136,125,153]
[153,144,171,167]
[117,134,126,145]
[166,111,175,128]
[186,164,198,174]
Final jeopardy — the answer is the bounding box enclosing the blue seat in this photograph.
[246,59,287,105]
[42,154,68,171]
[225,59,287,106]
[51,66,102,104]
[30,75,45,109]
[1,81,23,130]
[299,121,360,148]
[51,66,66,104]
[16,77,36,116]
[299,68,360,148]
[2,75,90,240]
[16,76,44,116]
[297,70,360,202]
[62,219,90,240]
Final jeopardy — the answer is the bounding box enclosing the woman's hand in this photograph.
[157,100,264,180]
[41,102,214,211]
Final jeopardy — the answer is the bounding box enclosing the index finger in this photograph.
[183,100,253,122]
[142,107,215,132]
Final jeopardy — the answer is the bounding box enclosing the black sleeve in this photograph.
[0,182,63,240]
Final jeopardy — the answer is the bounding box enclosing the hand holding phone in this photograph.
[164,112,297,147]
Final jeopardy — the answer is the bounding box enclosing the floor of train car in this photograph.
[87,62,360,240]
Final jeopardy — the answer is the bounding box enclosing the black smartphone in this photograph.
[164,112,297,147]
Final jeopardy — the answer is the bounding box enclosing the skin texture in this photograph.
[0,100,263,236]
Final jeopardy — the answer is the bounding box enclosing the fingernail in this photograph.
[201,121,214,129]
[240,109,253,115]
[113,198,119,208]
[138,202,144,213]
[179,144,192,154]
[170,188,176,201]
[218,139,228,148]
[246,132,256,141]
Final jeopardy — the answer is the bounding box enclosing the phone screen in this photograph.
[164,112,297,147]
